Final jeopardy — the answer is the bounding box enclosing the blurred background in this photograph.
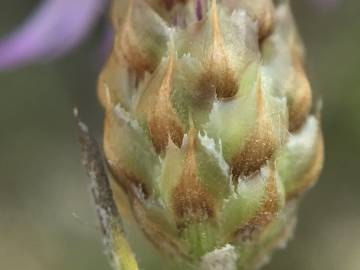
[0,0,359,269]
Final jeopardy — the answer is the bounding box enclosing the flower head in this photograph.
[91,0,324,269]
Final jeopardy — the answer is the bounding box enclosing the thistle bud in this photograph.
[90,0,324,269]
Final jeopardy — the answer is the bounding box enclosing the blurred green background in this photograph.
[0,1,359,269]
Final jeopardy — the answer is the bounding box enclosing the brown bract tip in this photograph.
[200,0,238,99]
[231,78,277,177]
[172,128,214,224]
[147,52,184,152]
[118,0,156,77]
[235,165,280,241]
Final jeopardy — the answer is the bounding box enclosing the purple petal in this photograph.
[0,0,107,70]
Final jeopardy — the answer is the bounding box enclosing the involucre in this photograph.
[82,0,324,269]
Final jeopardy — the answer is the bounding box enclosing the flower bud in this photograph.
[92,0,324,269]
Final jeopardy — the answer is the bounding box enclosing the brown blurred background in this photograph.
[0,1,359,269]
